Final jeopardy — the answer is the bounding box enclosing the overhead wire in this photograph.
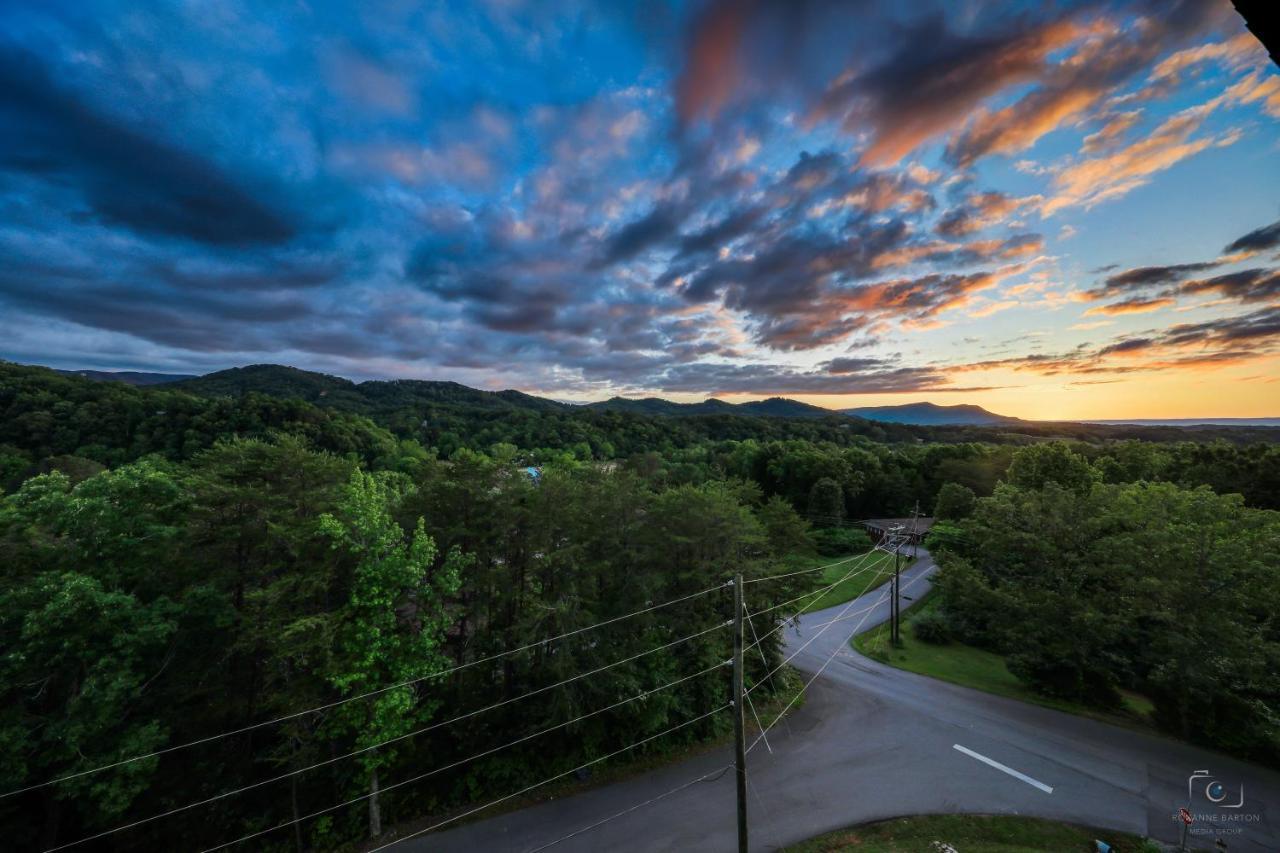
[746,567,934,754]
[361,705,730,853]
[44,621,732,851]
[522,764,734,852]
[5,580,730,801]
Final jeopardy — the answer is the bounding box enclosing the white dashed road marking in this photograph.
[953,743,1054,794]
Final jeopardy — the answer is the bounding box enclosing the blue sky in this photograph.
[1,0,1278,417]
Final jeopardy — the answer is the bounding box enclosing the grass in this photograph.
[853,591,1155,728]
[795,550,912,612]
[783,814,1157,852]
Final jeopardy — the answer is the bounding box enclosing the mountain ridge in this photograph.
[842,401,1018,426]
[57,363,1268,426]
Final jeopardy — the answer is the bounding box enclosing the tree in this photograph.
[807,477,844,525]
[756,495,813,557]
[319,470,465,839]
[0,573,175,848]
[1005,442,1099,493]
[933,482,976,521]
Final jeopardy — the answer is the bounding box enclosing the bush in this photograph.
[812,526,872,556]
[911,610,952,644]
[933,482,976,520]
[924,521,969,554]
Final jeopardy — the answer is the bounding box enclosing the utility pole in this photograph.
[909,500,920,560]
[732,574,748,853]
[891,542,901,646]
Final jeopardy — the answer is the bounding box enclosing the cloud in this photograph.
[1090,261,1219,295]
[1180,268,1280,303]
[325,48,416,117]
[953,305,1280,378]
[936,191,1032,237]
[945,0,1229,169]
[651,358,989,395]
[1040,103,1234,216]
[676,0,749,122]
[816,13,1087,166]
[0,45,299,246]
[599,203,686,265]
[1224,218,1280,255]
[1080,110,1142,154]
[1083,296,1176,315]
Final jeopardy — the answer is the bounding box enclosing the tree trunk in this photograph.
[368,766,382,840]
[40,791,60,851]
[291,771,304,852]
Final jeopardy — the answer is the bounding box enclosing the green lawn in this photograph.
[796,550,912,613]
[853,592,1155,726]
[784,814,1156,852]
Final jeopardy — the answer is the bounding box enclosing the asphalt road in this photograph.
[406,550,1280,852]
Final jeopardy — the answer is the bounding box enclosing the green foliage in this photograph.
[812,526,873,557]
[1005,442,1100,493]
[910,609,952,644]
[2,362,1279,845]
[923,520,968,553]
[319,470,464,836]
[932,482,975,520]
[807,476,845,524]
[757,495,814,557]
[936,479,1280,760]
[0,572,175,843]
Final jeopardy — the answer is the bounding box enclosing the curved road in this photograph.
[411,550,1280,852]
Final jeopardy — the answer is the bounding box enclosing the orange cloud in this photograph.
[1084,296,1176,316]
[677,1,746,122]
[1041,103,1228,215]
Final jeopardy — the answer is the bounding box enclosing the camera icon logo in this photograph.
[1188,769,1245,809]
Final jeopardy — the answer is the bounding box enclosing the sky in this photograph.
[1,0,1278,419]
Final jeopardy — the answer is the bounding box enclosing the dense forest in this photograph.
[926,443,1280,763]
[1,361,1279,850]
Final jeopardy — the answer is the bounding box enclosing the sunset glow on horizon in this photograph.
[1,0,1278,420]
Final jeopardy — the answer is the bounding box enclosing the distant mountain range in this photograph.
[842,402,1019,426]
[587,395,836,419]
[51,363,1270,427]
[57,369,197,386]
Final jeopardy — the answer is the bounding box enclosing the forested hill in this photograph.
[171,363,571,413]
[4,360,1280,492]
[844,401,1018,426]
[585,395,834,418]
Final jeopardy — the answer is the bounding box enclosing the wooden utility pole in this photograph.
[732,574,748,853]
[891,545,901,646]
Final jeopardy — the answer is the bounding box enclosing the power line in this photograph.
[5,580,729,801]
[193,696,727,850]
[200,697,729,852]
[747,550,889,619]
[746,576,896,693]
[45,620,732,852]
[747,567,933,754]
[741,550,875,584]
[362,704,730,853]
[523,764,734,852]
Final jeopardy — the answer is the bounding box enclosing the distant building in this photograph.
[862,517,934,546]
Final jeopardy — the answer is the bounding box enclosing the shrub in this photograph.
[924,521,968,554]
[911,610,952,644]
[812,526,872,556]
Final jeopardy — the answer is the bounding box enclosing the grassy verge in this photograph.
[853,591,1155,727]
[783,814,1156,852]
[794,550,911,612]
